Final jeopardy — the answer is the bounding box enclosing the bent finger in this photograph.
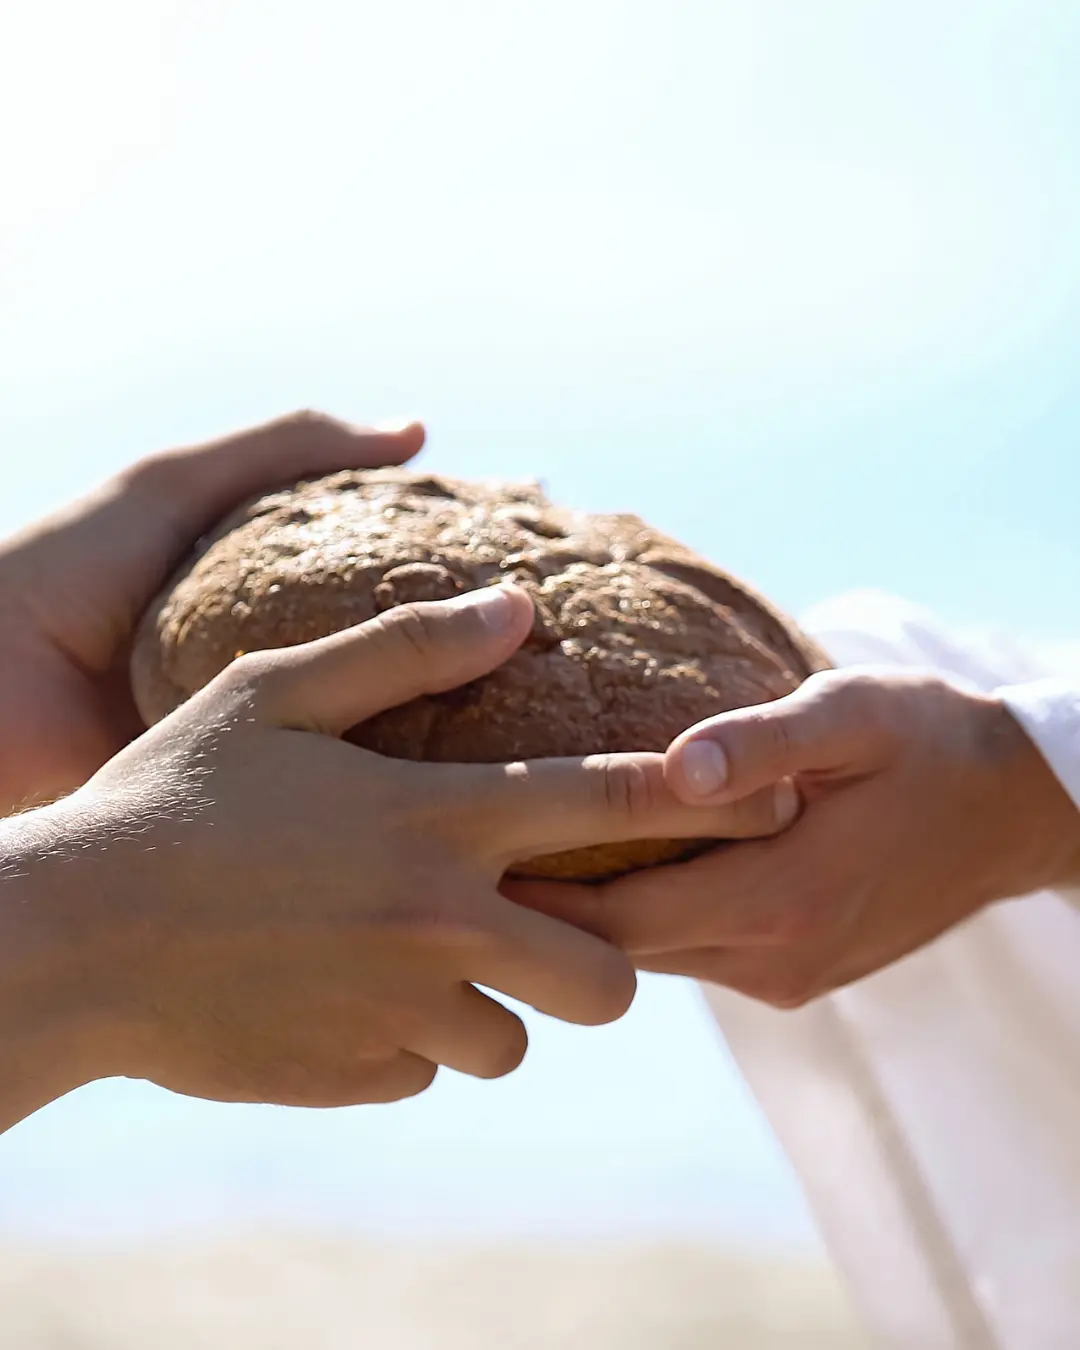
[470,893,637,1027]
[321,1050,439,1105]
[405,986,528,1081]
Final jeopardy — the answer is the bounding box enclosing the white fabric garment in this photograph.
[701,591,1080,1350]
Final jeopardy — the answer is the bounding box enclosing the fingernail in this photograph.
[375,418,420,434]
[454,584,518,634]
[774,778,799,827]
[679,739,729,798]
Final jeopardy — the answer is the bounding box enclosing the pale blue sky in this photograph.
[2,0,1079,1247]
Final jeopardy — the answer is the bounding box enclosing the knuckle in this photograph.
[476,1020,528,1080]
[281,407,335,436]
[768,982,817,1011]
[794,668,912,765]
[122,448,171,486]
[827,671,891,733]
[379,602,436,663]
[431,913,493,958]
[120,448,204,505]
[217,647,296,705]
[760,706,797,762]
[584,955,638,1025]
[377,1057,438,1103]
[378,892,492,956]
[731,703,801,774]
[403,1058,440,1098]
[749,966,820,1011]
[597,755,661,823]
[225,649,277,684]
[799,669,838,702]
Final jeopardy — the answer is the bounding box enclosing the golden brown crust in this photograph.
[131,469,829,881]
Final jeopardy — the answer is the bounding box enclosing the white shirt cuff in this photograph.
[996,679,1080,813]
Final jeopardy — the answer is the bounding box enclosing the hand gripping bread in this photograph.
[131,468,829,881]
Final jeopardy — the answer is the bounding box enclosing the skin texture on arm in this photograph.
[0,584,780,1135]
[508,668,1080,1008]
[0,809,125,1133]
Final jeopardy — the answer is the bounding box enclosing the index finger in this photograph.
[452,753,797,870]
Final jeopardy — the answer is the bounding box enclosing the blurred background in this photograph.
[2,1,1079,1345]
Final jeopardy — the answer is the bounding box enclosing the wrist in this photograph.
[976,692,1080,896]
[0,802,132,1131]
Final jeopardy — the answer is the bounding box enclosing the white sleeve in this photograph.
[997,679,1080,813]
[700,594,1080,1348]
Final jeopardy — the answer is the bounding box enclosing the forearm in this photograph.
[0,808,114,1133]
[995,680,1080,890]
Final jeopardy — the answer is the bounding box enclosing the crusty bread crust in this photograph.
[131,469,829,881]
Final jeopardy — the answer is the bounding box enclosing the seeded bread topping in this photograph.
[131,468,828,880]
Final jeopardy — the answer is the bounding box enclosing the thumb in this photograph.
[5,411,427,672]
[245,584,535,734]
[664,671,892,805]
[126,410,426,545]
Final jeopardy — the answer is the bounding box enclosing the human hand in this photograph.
[0,584,782,1128]
[0,410,425,813]
[506,669,1080,1008]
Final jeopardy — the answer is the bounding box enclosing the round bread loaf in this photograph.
[131,468,829,881]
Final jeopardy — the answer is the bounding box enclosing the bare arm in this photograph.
[0,807,117,1133]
